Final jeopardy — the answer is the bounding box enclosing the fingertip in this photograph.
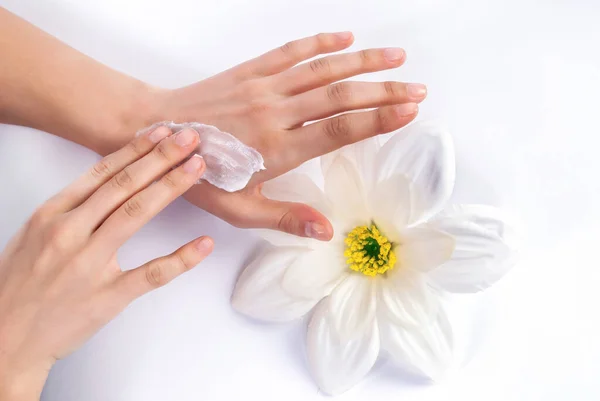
[333,31,354,44]
[182,154,205,176]
[194,236,214,254]
[394,102,419,118]
[304,219,334,241]
[147,126,172,143]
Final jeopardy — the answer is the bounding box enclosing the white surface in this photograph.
[0,0,599,400]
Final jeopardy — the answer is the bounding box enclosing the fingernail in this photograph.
[407,83,427,100]
[175,129,198,147]
[305,222,330,241]
[395,103,418,117]
[182,154,204,174]
[384,48,405,62]
[195,237,214,252]
[334,31,353,40]
[148,127,171,143]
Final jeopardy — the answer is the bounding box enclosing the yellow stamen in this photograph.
[344,224,396,276]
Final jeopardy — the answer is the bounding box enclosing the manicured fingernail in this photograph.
[195,237,214,252]
[175,129,198,147]
[182,154,204,174]
[407,83,427,100]
[148,127,170,143]
[334,31,353,40]
[395,103,418,117]
[384,48,405,62]
[305,222,330,241]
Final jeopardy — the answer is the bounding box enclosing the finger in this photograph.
[256,198,334,241]
[284,81,427,125]
[289,103,419,163]
[274,47,406,95]
[89,154,205,251]
[72,128,200,232]
[49,126,172,213]
[228,32,354,79]
[116,236,214,299]
[185,184,332,240]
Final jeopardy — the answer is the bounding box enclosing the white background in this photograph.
[1,0,599,400]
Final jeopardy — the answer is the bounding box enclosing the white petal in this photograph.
[379,302,454,380]
[374,122,455,224]
[378,270,439,327]
[261,172,330,212]
[368,174,412,242]
[427,207,517,293]
[398,227,455,272]
[231,247,320,322]
[255,172,331,247]
[324,154,370,227]
[321,137,381,192]
[307,276,379,395]
[281,239,348,300]
[434,204,520,252]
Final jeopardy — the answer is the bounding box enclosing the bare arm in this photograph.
[0,6,426,241]
[0,7,157,153]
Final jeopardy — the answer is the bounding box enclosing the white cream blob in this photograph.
[138,121,265,192]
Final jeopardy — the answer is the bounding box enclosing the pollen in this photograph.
[344,224,397,277]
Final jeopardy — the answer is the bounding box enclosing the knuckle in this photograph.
[277,210,296,234]
[315,33,328,48]
[309,58,331,76]
[90,158,114,180]
[359,49,373,65]
[112,168,134,190]
[29,207,52,229]
[161,171,180,190]
[280,40,294,55]
[383,81,402,98]
[145,262,166,287]
[47,222,74,253]
[125,137,144,156]
[327,82,352,103]
[123,198,143,218]
[324,115,351,142]
[173,252,191,272]
[153,141,171,161]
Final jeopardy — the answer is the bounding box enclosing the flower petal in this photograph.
[374,122,455,224]
[231,247,321,322]
[378,270,438,327]
[324,154,370,227]
[281,239,348,300]
[321,137,381,192]
[379,302,454,380]
[427,205,517,293]
[256,172,331,247]
[398,226,455,272]
[368,174,412,242]
[307,276,379,395]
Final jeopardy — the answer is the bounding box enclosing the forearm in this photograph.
[0,7,161,155]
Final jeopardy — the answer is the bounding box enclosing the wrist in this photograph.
[84,80,168,156]
[0,359,50,401]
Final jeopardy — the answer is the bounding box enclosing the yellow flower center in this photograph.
[344,224,397,277]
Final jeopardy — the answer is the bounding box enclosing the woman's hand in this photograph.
[0,126,213,400]
[152,32,426,241]
[0,13,423,242]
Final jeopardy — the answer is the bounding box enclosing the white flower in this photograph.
[232,122,518,395]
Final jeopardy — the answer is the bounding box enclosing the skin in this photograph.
[0,127,213,399]
[0,7,426,241]
[0,7,427,399]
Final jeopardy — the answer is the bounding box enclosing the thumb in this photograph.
[255,197,333,241]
